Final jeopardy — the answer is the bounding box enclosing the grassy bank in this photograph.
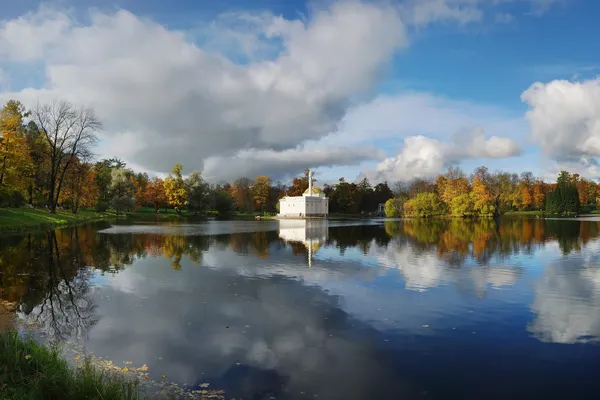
[0,330,143,400]
[0,208,112,233]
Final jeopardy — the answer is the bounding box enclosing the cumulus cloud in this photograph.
[368,127,521,182]
[0,1,407,174]
[522,78,600,164]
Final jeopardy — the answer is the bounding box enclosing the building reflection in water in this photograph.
[278,220,329,267]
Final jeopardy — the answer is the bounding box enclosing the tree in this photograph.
[471,169,494,216]
[164,164,187,213]
[384,198,405,217]
[373,182,394,207]
[144,177,168,211]
[24,120,49,206]
[404,193,446,217]
[0,100,32,204]
[287,176,309,197]
[110,168,135,216]
[533,180,547,210]
[231,177,253,212]
[62,159,96,213]
[186,171,211,215]
[437,167,469,205]
[252,175,271,212]
[31,101,101,213]
[450,194,475,217]
[545,171,580,214]
[211,187,235,218]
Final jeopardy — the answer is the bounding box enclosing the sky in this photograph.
[1,0,600,185]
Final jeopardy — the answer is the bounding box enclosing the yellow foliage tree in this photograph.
[252,175,271,212]
[163,164,187,213]
[0,100,32,194]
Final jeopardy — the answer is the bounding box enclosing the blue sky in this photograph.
[1,0,600,184]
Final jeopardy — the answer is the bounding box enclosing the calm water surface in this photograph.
[2,218,600,399]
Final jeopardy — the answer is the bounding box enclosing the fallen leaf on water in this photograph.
[162,374,167,379]
[121,368,129,373]
[124,361,133,365]
[137,364,148,372]
[199,383,210,388]
[74,356,81,361]
[422,324,430,328]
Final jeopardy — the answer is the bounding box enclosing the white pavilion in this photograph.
[278,170,329,218]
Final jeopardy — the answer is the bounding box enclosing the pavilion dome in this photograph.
[303,186,325,197]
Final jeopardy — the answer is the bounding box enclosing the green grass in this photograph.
[503,210,546,216]
[0,208,111,233]
[0,330,143,400]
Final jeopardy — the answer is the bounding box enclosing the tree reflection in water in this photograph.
[2,217,600,341]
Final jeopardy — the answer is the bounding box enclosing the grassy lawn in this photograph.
[503,210,545,216]
[0,330,143,400]
[0,208,112,233]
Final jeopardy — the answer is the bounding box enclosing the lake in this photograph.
[2,217,600,399]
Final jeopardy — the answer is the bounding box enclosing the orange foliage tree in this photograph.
[144,177,167,211]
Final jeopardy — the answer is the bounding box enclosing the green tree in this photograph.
[212,187,235,218]
[164,164,187,213]
[546,171,580,214]
[450,193,475,217]
[404,192,446,218]
[110,168,135,216]
[384,197,405,217]
[186,171,210,215]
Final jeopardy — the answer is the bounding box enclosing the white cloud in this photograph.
[522,78,600,165]
[0,5,71,62]
[367,127,521,182]
[0,1,407,174]
[320,93,526,147]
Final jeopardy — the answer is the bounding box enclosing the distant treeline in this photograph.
[0,99,593,217]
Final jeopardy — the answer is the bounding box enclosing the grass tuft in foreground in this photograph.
[0,330,143,400]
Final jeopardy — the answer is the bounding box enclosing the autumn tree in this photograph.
[287,177,309,197]
[437,167,469,205]
[144,177,167,211]
[24,120,49,206]
[252,175,271,212]
[471,167,494,215]
[31,101,101,213]
[532,180,547,210]
[0,100,31,206]
[164,164,187,213]
[61,159,97,213]
[231,177,253,212]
